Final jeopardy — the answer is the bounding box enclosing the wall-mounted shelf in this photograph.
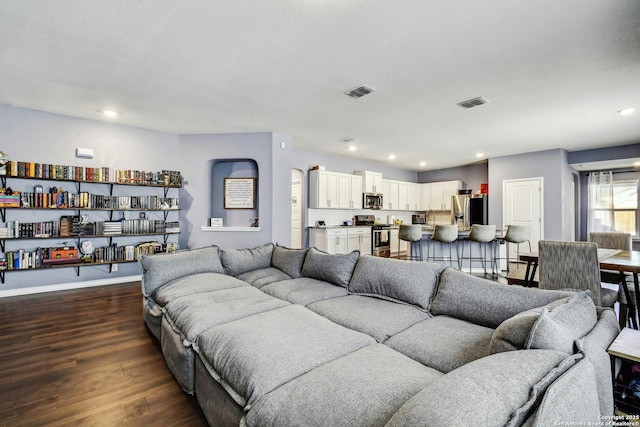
[0,163,182,284]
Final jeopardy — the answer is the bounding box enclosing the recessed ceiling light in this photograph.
[100,109,121,118]
[347,145,357,152]
[633,161,640,167]
[475,152,484,158]
[618,108,636,116]
[419,161,427,167]
[387,154,396,160]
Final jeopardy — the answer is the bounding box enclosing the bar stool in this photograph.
[461,224,497,276]
[398,224,423,261]
[502,225,531,274]
[428,224,459,267]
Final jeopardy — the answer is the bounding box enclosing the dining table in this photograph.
[517,249,640,329]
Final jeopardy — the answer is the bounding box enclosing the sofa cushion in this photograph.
[220,243,275,277]
[242,344,443,427]
[526,291,597,353]
[153,272,248,306]
[348,255,445,311]
[307,295,430,342]
[489,291,597,354]
[260,277,348,306]
[163,286,289,344]
[194,305,375,410]
[236,267,292,288]
[385,350,582,427]
[301,247,360,288]
[384,315,494,373]
[139,245,224,297]
[430,268,576,328]
[271,244,308,278]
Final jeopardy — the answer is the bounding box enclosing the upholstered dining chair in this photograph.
[538,240,618,308]
[589,231,633,327]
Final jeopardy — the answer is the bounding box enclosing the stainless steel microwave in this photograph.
[363,193,383,209]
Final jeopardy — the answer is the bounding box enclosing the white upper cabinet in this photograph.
[310,169,363,209]
[355,171,383,194]
[421,183,432,210]
[428,180,462,210]
[309,170,339,208]
[381,179,399,210]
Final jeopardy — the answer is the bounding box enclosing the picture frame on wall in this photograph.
[224,177,255,209]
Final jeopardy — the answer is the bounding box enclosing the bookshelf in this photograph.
[0,161,182,284]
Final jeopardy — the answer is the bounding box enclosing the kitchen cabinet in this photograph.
[355,171,382,194]
[338,173,363,209]
[381,179,399,210]
[347,227,371,255]
[399,182,421,211]
[309,228,348,254]
[309,170,339,208]
[390,228,409,257]
[428,180,462,210]
[310,170,362,209]
[421,183,432,211]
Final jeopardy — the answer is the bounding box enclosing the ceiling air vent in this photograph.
[457,97,489,109]
[344,85,376,99]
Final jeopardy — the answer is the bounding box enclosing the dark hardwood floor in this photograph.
[0,282,208,426]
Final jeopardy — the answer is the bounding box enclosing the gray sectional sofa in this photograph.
[140,243,620,427]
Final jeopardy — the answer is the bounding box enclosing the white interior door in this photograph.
[291,172,303,249]
[503,178,543,259]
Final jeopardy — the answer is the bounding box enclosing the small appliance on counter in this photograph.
[354,214,375,226]
[363,193,383,210]
[412,214,426,224]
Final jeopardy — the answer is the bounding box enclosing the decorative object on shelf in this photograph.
[0,151,8,176]
[80,240,95,262]
[210,218,223,227]
[224,178,256,209]
[250,217,259,228]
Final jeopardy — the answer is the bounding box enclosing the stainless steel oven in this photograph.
[372,225,391,257]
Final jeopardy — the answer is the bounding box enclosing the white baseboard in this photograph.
[0,275,142,298]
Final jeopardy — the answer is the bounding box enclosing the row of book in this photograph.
[0,219,180,238]
[4,161,182,186]
[16,192,180,210]
[0,242,174,270]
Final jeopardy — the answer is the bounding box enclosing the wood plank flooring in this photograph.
[0,282,208,426]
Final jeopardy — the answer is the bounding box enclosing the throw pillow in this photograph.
[220,243,275,277]
[301,247,360,287]
[348,255,445,311]
[525,291,597,354]
[271,244,309,278]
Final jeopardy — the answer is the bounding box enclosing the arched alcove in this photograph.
[210,159,259,228]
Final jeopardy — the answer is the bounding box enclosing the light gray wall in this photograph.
[488,149,568,240]
[418,162,488,192]
[0,106,180,290]
[178,132,292,250]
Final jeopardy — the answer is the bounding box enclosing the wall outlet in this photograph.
[112,263,118,272]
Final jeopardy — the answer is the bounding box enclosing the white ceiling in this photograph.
[1,0,639,171]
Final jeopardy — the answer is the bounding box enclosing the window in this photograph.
[589,178,638,236]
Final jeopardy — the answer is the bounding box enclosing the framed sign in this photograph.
[224,178,256,209]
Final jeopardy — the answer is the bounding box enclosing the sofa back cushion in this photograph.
[301,248,360,287]
[221,243,275,277]
[348,256,445,311]
[271,245,308,278]
[430,268,576,328]
[489,291,597,354]
[139,245,224,297]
